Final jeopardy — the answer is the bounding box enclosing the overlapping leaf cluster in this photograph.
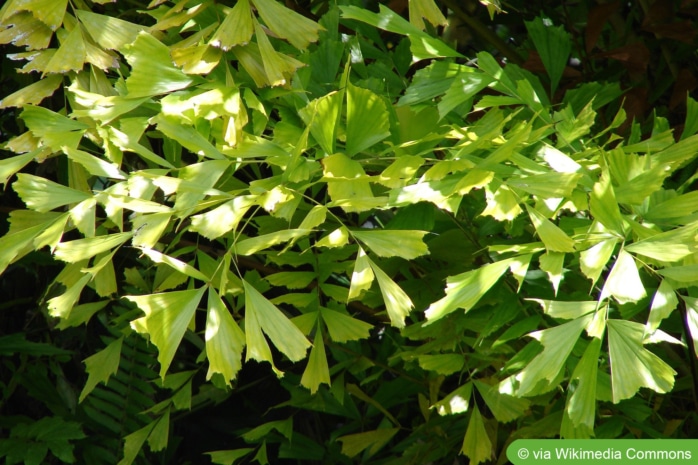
[1,0,698,463]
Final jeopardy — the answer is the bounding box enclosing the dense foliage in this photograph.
[1,0,698,464]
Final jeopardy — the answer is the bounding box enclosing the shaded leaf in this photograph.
[79,337,123,403]
[461,405,493,465]
[337,428,399,458]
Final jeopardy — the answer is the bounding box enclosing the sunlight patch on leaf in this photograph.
[206,289,245,385]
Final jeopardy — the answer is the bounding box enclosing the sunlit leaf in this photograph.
[600,250,646,304]
[345,82,390,156]
[206,289,245,385]
[607,319,675,403]
[322,153,374,212]
[0,74,62,108]
[43,24,85,74]
[234,229,312,256]
[251,0,323,50]
[425,258,513,323]
[580,236,617,286]
[409,0,447,29]
[123,32,194,97]
[683,296,698,358]
[299,91,342,155]
[210,0,254,50]
[539,251,565,295]
[624,223,698,262]
[512,314,592,396]
[62,146,125,179]
[526,205,575,253]
[348,247,374,301]
[76,10,147,50]
[320,307,372,343]
[243,280,311,363]
[528,299,598,320]
[54,232,132,263]
[128,288,206,378]
[352,230,428,260]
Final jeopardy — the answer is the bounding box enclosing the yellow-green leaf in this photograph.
[243,280,311,363]
[0,74,62,108]
[206,289,245,385]
[461,405,493,465]
[352,230,428,259]
[251,0,323,50]
[526,205,575,253]
[54,232,132,263]
[300,326,330,394]
[210,0,254,50]
[346,83,390,156]
[128,288,206,378]
[425,258,513,323]
[607,319,675,403]
[319,307,372,342]
[79,336,123,402]
[600,250,646,304]
[76,10,147,50]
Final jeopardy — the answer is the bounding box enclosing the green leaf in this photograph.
[417,354,464,375]
[511,314,592,396]
[647,280,678,331]
[508,172,582,198]
[539,251,565,295]
[528,299,598,320]
[79,337,123,402]
[243,280,311,363]
[352,230,428,259]
[348,247,374,301]
[683,296,698,358]
[580,237,617,286]
[299,91,342,155]
[320,307,372,342]
[345,82,390,156]
[590,170,624,234]
[526,205,575,253]
[474,380,530,423]
[337,428,399,458]
[117,421,154,465]
[62,146,125,179]
[340,5,461,62]
[624,223,698,262]
[234,229,312,256]
[123,32,194,97]
[322,153,374,213]
[151,113,224,160]
[607,319,675,403]
[600,250,646,304]
[205,289,245,384]
[209,0,254,51]
[43,24,86,74]
[300,326,330,394]
[128,288,206,378]
[138,248,209,282]
[525,16,571,94]
[481,185,523,221]
[461,405,493,465]
[0,74,62,108]
[408,0,447,29]
[562,337,602,438]
[369,258,414,328]
[207,449,255,465]
[646,190,698,220]
[54,232,132,263]
[433,383,472,415]
[76,10,146,50]
[251,0,323,50]
[190,196,255,240]
[425,258,513,323]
